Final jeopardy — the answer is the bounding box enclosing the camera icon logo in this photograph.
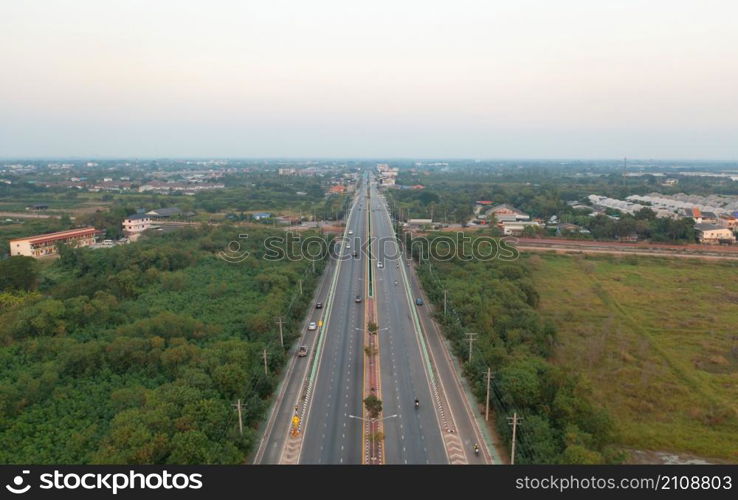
[6,470,31,494]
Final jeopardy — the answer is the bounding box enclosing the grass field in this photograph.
[528,253,738,462]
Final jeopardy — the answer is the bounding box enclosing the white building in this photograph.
[122,213,151,239]
[694,223,735,244]
[501,221,542,236]
[9,227,98,258]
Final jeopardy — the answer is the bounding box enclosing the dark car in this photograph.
[316,302,323,309]
[355,295,362,303]
[415,297,424,306]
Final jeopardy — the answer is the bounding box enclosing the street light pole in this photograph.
[348,414,398,464]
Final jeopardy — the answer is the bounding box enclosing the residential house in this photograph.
[123,213,151,235]
[122,214,151,241]
[719,214,738,230]
[684,207,703,223]
[695,223,736,244]
[700,211,719,224]
[556,222,586,236]
[486,204,530,223]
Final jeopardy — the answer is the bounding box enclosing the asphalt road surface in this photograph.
[370,181,448,464]
[255,173,493,464]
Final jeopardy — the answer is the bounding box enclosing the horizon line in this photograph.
[2,156,738,163]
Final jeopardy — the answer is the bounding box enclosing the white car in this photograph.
[308,321,317,331]
[377,262,383,268]
[348,230,354,235]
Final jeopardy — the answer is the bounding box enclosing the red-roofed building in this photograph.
[9,227,98,258]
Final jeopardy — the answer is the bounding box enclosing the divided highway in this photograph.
[254,179,368,464]
[370,182,447,463]
[254,172,495,464]
[298,184,367,463]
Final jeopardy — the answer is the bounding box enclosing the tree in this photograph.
[634,207,656,220]
[363,395,382,419]
[0,257,38,291]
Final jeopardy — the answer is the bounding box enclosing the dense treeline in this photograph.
[387,178,572,224]
[409,234,619,463]
[579,209,696,242]
[0,225,329,463]
[385,169,703,243]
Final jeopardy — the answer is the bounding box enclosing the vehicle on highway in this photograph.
[348,230,353,235]
[316,302,323,309]
[415,297,424,306]
[353,251,358,258]
[377,261,383,268]
[308,321,317,331]
[297,346,308,357]
[414,398,420,409]
[355,295,362,303]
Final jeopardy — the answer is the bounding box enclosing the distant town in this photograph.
[5,159,738,258]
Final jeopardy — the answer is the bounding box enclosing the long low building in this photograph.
[694,223,736,245]
[9,227,98,258]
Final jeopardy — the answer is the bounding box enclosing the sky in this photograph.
[1,0,737,159]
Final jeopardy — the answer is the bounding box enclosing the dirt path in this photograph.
[0,211,57,219]
[517,240,738,261]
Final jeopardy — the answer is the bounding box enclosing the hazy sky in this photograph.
[1,0,737,159]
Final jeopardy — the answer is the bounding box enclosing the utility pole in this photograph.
[275,317,285,347]
[232,399,244,436]
[485,367,493,421]
[263,349,268,375]
[465,332,478,362]
[508,412,522,465]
